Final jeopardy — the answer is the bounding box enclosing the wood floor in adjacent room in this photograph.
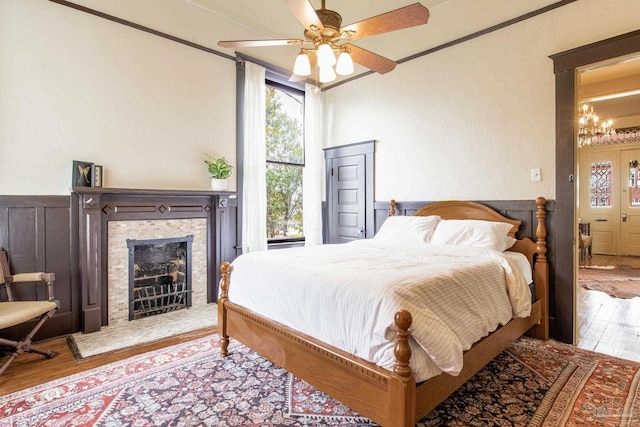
[0,327,217,396]
[577,254,640,363]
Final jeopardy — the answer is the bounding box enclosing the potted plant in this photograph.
[205,155,233,191]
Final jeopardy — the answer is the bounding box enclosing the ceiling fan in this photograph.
[218,0,430,83]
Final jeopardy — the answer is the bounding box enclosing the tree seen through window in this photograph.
[266,84,304,240]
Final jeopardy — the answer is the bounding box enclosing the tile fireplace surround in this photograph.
[73,188,237,333]
[108,219,205,326]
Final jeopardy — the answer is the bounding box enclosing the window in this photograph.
[590,161,613,207]
[629,160,640,207]
[265,82,305,242]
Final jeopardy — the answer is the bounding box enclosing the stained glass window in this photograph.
[629,160,640,207]
[590,161,612,207]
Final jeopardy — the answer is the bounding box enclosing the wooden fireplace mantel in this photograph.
[72,187,237,333]
[72,187,236,197]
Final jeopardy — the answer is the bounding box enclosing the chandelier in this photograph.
[578,103,615,147]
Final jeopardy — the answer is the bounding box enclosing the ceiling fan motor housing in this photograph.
[304,8,342,40]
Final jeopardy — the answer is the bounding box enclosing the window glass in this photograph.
[266,83,304,240]
[629,160,640,207]
[590,161,613,207]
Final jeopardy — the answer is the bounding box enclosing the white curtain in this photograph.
[241,62,267,253]
[303,84,324,246]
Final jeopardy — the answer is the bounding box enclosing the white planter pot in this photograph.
[210,178,228,191]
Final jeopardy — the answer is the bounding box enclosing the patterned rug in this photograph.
[579,265,640,299]
[1,335,639,426]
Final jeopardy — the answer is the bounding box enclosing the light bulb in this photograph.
[293,51,311,76]
[319,65,336,83]
[335,51,354,75]
[317,43,336,68]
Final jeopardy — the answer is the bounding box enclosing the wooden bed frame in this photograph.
[218,197,549,426]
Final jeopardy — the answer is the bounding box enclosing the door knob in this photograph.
[623,214,627,222]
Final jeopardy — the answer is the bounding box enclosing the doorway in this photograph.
[574,53,640,361]
[550,31,640,344]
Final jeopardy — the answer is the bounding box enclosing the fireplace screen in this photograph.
[127,235,193,320]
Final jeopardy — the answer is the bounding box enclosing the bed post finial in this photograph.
[533,197,549,340]
[219,262,233,356]
[390,199,397,217]
[393,310,413,377]
[535,197,547,262]
[220,262,232,299]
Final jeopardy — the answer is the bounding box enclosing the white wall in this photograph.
[0,0,236,195]
[2,0,639,201]
[324,0,640,202]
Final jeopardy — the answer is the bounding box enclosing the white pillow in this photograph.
[373,215,441,243]
[430,219,515,251]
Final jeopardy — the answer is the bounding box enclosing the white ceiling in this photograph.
[65,0,565,85]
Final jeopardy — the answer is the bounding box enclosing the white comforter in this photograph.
[228,240,532,382]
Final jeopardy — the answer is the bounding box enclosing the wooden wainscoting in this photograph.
[0,195,77,340]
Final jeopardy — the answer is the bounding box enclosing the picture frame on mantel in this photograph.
[72,160,93,187]
[91,164,103,187]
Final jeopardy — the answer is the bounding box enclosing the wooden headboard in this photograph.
[411,200,521,238]
[388,198,547,268]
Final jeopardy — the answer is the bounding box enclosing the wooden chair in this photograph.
[578,222,592,264]
[0,248,58,376]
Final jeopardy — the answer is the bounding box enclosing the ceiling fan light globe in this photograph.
[319,65,337,83]
[317,43,336,67]
[293,52,311,76]
[336,51,354,75]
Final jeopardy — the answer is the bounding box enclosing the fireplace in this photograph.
[73,188,238,333]
[108,218,207,327]
[127,235,193,320]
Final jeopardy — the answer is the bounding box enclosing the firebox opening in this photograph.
[127,235,193,320]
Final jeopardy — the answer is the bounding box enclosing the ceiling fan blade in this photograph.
[344,43,396,74]
[218,39,305,48]
[340,3,429,42]
[282,0,324,32]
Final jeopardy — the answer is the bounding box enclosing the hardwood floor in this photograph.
[0,327,217,396]
[576,254,640,363]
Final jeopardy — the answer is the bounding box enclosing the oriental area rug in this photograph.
[579,265,640,299]
[1,335,639,426]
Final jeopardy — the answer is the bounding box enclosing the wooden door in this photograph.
[579,149,619,255]
[579,146,640,256]
[620,148,640,255]
[329,155,366,243]
[324,141,375,244]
